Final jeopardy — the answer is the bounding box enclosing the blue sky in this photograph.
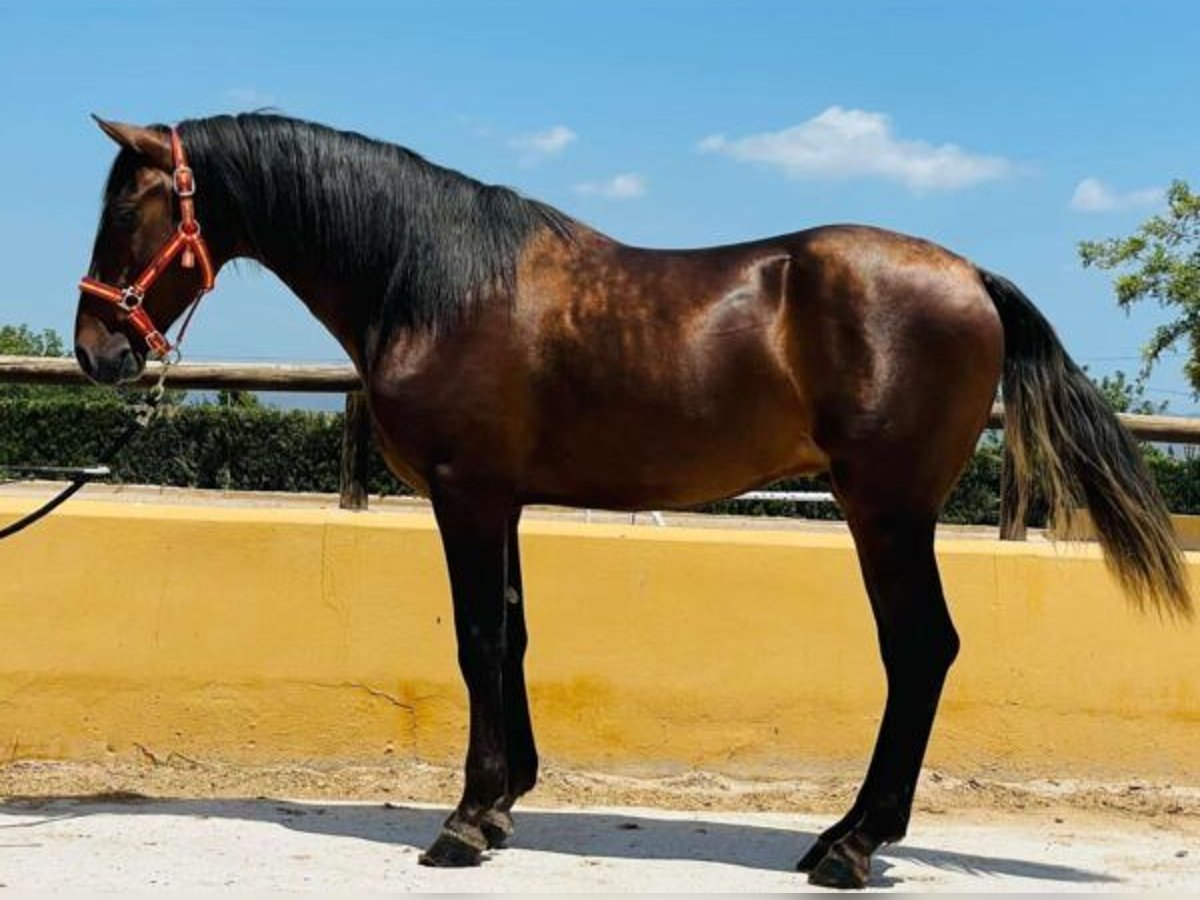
[1,1,1197,409]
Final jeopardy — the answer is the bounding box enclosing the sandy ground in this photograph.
[1,760,1197,892]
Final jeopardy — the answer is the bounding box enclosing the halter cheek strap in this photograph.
[79,128,215,357]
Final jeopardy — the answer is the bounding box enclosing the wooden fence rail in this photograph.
[3,355,1198,534]
[0,356,360,392]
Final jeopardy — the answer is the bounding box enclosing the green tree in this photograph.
[1087,368,1167,415]
[0,324,95,402]
[0,324,65,357]
[215,389,262,409]
[1079,180,1200,393]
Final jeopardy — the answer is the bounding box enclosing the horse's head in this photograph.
[76,117,214,384]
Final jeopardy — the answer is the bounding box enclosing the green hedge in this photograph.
[2,397,1197,522]
[698,440,1008,523]
[0,397,409,497]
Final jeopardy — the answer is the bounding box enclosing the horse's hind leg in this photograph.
[479,510,540,850]
[800,469,960,889]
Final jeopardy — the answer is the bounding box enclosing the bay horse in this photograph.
[74,114,1189,889]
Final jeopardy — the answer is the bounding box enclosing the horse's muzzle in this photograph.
[75,342,142,385]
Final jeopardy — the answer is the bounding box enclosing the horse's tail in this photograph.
[979,267,1191,618]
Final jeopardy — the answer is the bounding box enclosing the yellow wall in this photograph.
[0,497,1196,780]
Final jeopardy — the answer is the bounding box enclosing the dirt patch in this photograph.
[2,758,1196,825]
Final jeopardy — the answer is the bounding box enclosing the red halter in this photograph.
[79,129,215,357]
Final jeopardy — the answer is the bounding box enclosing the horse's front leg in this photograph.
[419,482,515,868]
[477,509,539,850]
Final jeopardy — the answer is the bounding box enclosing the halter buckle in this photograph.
[173,165,196,198]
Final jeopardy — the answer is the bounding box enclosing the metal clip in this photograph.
[133,395,159,428]
[119,286,145,311]
[132,353,178,428]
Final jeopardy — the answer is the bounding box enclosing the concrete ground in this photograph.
[0,796,1195,892]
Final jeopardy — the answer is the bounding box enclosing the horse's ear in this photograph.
[90,115,172,170]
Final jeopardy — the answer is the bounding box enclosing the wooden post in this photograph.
[999,441,1026,541]
[339,391,370,511]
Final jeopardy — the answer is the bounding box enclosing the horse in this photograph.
[74,113,1190,890]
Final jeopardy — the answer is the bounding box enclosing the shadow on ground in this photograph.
[0,795,1118,889]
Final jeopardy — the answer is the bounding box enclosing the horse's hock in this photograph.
[0,493,1196,782]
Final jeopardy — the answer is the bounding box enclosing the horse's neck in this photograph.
[210,204,376,374]
[265,265,373,373]
[197,135,561,376]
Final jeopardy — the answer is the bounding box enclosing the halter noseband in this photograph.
[79,128,215,357]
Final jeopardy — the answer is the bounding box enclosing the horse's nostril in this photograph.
[74,344,96,376]
[118,347,140,380]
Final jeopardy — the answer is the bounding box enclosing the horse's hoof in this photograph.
[796,838,830,873]
[480,809,514,849]
[418,825,487,867]
[807,840,870,890]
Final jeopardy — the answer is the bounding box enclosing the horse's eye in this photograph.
[114,208,138,227]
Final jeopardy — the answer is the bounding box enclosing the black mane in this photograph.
[169,113,574,335]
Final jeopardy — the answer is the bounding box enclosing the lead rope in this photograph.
[0,343,182,542]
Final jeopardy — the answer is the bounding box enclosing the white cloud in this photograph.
[507,125,577,163]
[573,172,647,200]
[1069,177,1162,213]
[698,106,1012,191]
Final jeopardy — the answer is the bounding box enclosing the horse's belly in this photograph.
[522,376,828,510]
[532,446,827,511]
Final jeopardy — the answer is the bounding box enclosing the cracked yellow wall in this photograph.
[0,498,1197,780]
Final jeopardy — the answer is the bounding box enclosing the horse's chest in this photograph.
[365,330,531,491]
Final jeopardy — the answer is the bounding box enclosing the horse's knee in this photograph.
[923,621,960,671]
[883,618,959,682]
